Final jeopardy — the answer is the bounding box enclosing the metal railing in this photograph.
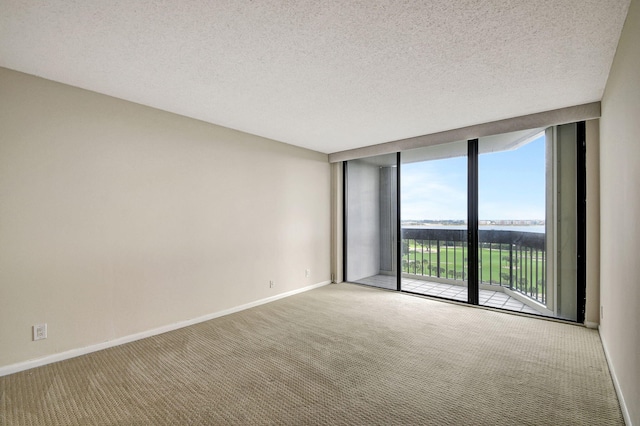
[401,228,546,304]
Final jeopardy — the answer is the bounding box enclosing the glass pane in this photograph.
[400,141,468,301]
[478,129,552,316]
[345,153,398,290]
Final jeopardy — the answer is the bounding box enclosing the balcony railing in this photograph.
[401,228,546,304]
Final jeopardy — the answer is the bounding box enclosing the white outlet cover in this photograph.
[33,324,47,341]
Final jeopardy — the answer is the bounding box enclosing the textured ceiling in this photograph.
[0,1,631,154]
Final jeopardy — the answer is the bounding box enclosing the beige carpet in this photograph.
[0,283,623,425]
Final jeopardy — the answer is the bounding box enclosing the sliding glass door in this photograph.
[343,124,584,322]
[477,129,549,315]
[400,141,468,302]
[475,125,581,320]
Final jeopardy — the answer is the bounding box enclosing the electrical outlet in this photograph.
[269,280,274,288]
[305,269,310,278]
[33,323,47,341]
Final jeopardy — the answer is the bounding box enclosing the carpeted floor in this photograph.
[0,283,623,425]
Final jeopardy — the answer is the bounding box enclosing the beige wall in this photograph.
[0,68,331,369]
[600,0,640,423]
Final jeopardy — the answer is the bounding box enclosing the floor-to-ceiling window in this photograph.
[344,124,585,322]
[477,129,549,315]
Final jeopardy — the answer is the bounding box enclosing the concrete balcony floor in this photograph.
[353,274,544,316]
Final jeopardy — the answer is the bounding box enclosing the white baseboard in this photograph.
[599,328,633,426]
[0,280,331,377]
[584,321,599,329]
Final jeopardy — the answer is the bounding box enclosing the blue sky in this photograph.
[401,134,546,221]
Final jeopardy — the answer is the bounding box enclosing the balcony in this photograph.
[403,227,546,299]
[356,227,549,316]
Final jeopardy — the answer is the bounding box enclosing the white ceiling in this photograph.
[0,1,631,154]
